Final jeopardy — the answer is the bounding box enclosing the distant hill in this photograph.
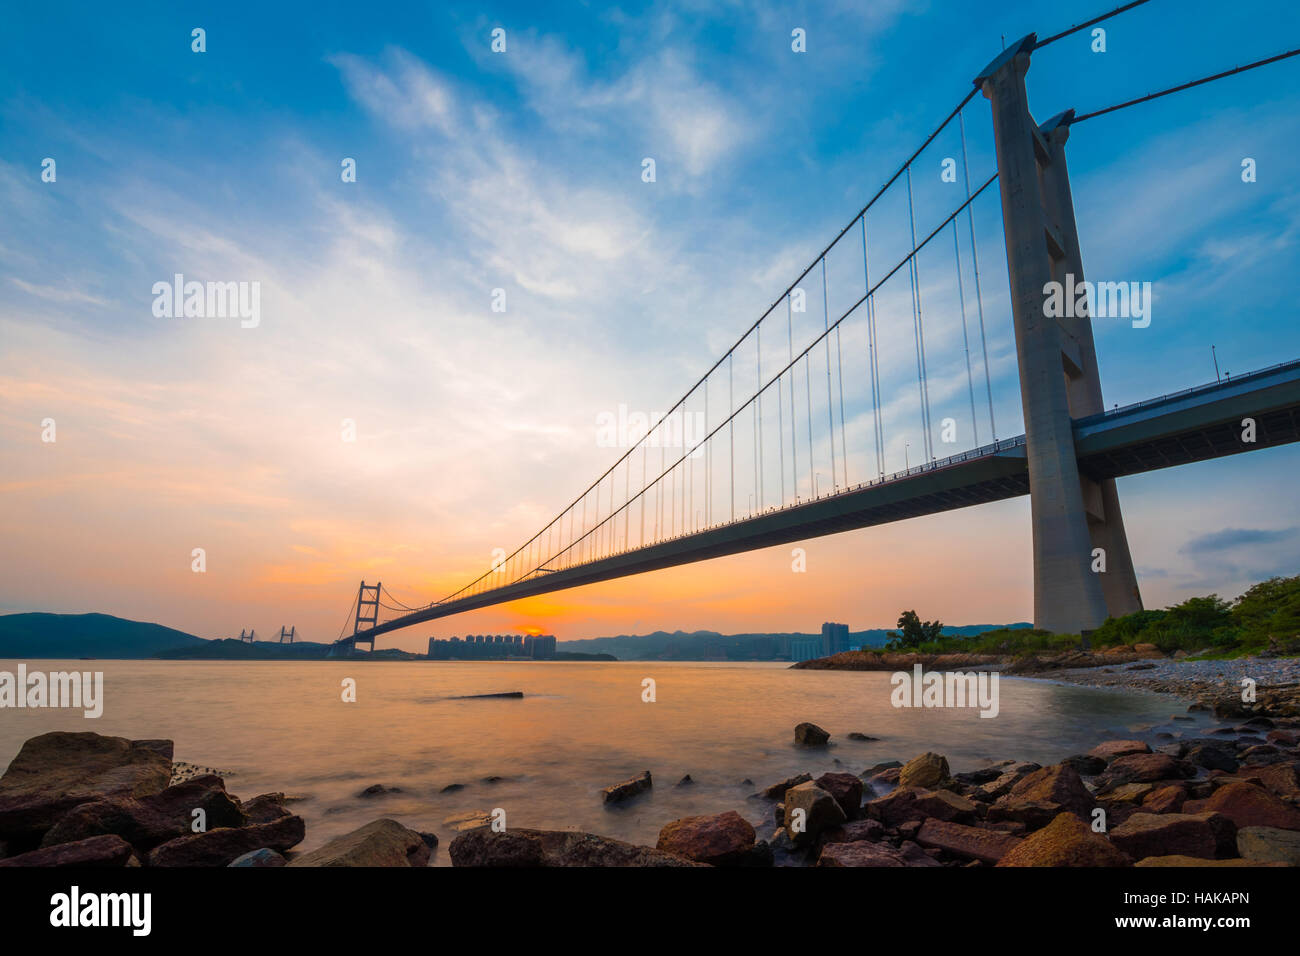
[0,612,208,659]
[558,624,1032,661]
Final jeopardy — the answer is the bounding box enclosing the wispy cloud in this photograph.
[8,277,108,307]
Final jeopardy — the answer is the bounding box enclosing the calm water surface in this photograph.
[0,660,1221,865]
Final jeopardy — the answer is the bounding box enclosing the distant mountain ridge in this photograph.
[559,624,1032,661]
[0,612,208,659]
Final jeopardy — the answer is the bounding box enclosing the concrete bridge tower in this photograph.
[977,35,1143,633]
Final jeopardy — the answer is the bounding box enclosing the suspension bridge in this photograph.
[333,5,1300,653]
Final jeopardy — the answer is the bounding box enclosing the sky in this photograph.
[1,0,1299,651]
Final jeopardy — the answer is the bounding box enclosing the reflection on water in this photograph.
[0,660,1221,865]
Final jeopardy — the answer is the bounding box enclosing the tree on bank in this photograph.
[887,610,944,650]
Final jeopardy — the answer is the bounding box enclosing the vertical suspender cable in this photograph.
[788,297,797,499]
[729,353,735,521]
[906,165,934,462]
[960,110,997,441]
[756,327,764,512]
[953,220,979,446]
[822,258,837,489]
[862,217,884,478]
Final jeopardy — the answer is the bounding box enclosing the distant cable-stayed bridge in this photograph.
[334,4,1300,652]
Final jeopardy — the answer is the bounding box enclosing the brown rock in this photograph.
[916,819,1022,864]
[1109,812,1217,860]
[1141,785,1187,814]
[448,827,702,867]
[1250,763,1300,800]
[0,834,134,867]
[288,818,429,867]
[899,752,950,790]
[1101,753,1194,785]
[1197,782,1300,831]
[975,762,1041,800]
[148,815,305,866]
[0,732,173,843]
[760,772,811,800]
[816,841,911,867]
[990,764,1093,829]
[1103,783,1154,804]
[40,775,246,851]
[784,782,846,843]
[819,819,885,845]
[1089,740,1151,761]
[601,771,652,803]
[242,792,291,825]
[996,812,1131,867]
[794,722,830,746]
[867,786,975,828]
[656,810,756,865]
[1237,826,1300,864]
[445,830,545,866]
[815,772,865,819]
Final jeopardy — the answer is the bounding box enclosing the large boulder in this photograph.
[40,775,246,851]
[818,819,885,846]
[448,827,703,867]
[916,819,1022,864]
[656,811,756,865]
[601,771,652,803]
[1141,785,1187,814]
[1187,744,1239,773]
[899,752,950,790]
[1247,763,1300,800]
[1109,812,1218,861]
[784,782,846,843]
[793,723,830,747]
[1100,753,1195,786]
[288,819,429,867]
[1190,782,1300,831]
[815,772,865,820]
[241,793,292,825]
[867,786,976,827]
[990,764,1094,829]
[816,841,911,867]
[0,834,134,867]
[1061,754,1109,776]
[1237,826,1300,865]
[148,815,305,867]
[1089,740,1151,761]
[760,772,812,800]
[0,733,173,844]
[996,812,1131,867]
[975,762,1041,801]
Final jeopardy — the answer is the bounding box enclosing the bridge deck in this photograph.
[346,359,1300,640]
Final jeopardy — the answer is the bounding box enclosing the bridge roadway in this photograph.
[345,358,1300,641]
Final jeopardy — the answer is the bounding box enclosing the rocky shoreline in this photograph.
[797,648,1300,718]
[2,697,1299,867]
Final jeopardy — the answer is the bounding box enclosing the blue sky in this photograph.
[2,0,1298,646]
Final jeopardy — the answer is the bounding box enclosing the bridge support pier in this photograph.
[978,36,1142,633]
